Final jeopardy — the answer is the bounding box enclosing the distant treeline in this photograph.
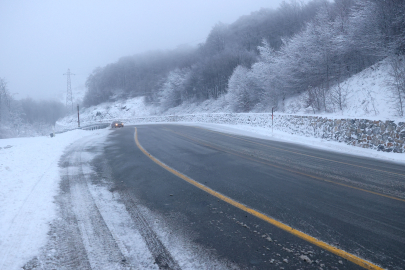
[0,80,67,138]
[83,0,405,114]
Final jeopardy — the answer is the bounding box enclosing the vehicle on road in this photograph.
[111,121,124,128]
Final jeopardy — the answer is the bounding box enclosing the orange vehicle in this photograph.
[111,121,124,128]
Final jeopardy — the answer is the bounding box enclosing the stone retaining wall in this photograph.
[274,115,405,153]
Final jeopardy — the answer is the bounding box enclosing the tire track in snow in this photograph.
[68,148,130,269]
[24,135,177,270]
[22,140,132,270]
[24,131,235,269]
[69,138,180,270]
[119,191,181,270]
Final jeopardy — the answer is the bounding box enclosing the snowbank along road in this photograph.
[23,124,405,269]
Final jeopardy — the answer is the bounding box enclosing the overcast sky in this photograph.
[0,0,285,101]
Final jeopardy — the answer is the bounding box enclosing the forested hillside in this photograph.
[83,0,405,116]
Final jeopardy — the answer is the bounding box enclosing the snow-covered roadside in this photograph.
[0,129,110,270]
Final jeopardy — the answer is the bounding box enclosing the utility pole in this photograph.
[77,104,80,128]
[63,69,75,112]
[272,107,274,136]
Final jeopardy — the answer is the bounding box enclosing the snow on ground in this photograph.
[57,95,230,131]
[1,119,404,269]
[284,58,404,121]
[163,95,231,116]
[0,129,110,270]
[57,96,156,129]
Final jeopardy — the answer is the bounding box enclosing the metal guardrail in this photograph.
[81,123,110,131]
[52,123,110,136]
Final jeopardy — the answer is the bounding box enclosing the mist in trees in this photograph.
[0,78,67,138]
[82,0,323,109]
[82,0,405,115]
[83,46,197,107]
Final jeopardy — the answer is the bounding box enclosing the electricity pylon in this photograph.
[63,69,75,112]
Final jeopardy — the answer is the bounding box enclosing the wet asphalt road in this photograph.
[103,124,405,270]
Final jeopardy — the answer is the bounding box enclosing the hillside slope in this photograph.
[284,58,401,120]
[57,97,155,128]
[57,58,403,129]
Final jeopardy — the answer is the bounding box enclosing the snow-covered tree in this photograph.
[0,78,11,123]
[158,68,190,111]
[226,66,262,112]
[250,39,280,110]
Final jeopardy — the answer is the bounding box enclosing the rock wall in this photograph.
[273,116,405,153]
[125,114,405,153]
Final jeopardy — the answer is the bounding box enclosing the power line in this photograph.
[63,68,75,112]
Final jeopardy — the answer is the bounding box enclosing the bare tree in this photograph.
[389,55,405,116]
[306,86,325,113]
[329,82,348,113]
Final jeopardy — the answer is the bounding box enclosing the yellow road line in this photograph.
[167,128,405,203]
[193,126,405,178]
[134,127,384,270]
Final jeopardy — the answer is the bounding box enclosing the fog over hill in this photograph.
[57,56,405,128]
[81,0,404,118]
[2,0,405,139]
